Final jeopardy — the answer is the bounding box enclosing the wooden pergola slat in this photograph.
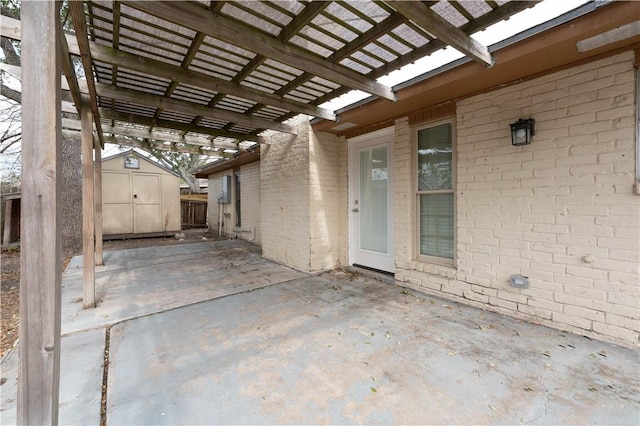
[88,41,336,121]
[62,129,224,156]
[62,118,244,151]
[58,19,81,115]
[68,1,106,147]
[377,1,494,67]
[290,0,539,119]
[98,109,260,142]
[95,82,297,134]
[125,1,398,102]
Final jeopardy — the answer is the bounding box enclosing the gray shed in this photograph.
[101,151,181,237]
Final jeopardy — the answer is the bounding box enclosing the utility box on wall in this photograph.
[219,175,231,204]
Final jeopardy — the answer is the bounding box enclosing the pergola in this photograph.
[13,0,539,422]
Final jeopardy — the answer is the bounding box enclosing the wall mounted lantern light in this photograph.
[510,118,535,146]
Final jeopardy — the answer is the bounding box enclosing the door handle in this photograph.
[351,208,359,213]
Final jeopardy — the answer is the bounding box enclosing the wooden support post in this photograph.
[94,145,103,266]
[2,197,14,247]
[81,95,96,309]
[17,2,62,424]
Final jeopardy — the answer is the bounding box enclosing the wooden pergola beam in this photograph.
[88,41,336,121]
[279,1,330,42]
[388,0,494,67]
[62,127,242,154]
[125,1,397,102]
[62,117,239,150]
[58,19,81,114]
[0,15,20,40]
[68,1,106,147]
[95,82,297,134]
[101,125,241,151]
[80,96,96,309]
[276,12,406,98]
[94,146,104,266]
[305,0,539,113]
[98,109,260,142]
[372,1,538,79]
[102,138,223,156]
[63,129,226,156]
[18,2,62,423]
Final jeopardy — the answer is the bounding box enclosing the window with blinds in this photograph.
[417,121,454,260]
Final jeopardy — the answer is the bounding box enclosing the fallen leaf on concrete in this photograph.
[542,351,551,357]
[598,350,607,358]
[524,386,534,392]
[589,385,598,392]
[370,387,377,393]
[385,331,391,339]
[488,404,496,411]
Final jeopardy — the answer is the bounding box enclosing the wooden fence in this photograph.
[181,195,208,228]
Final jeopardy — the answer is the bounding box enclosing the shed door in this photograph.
[103,171,133,234]
[133,173,163,234]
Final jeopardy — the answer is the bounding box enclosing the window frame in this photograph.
[413,117,457,267]
[636,69,640,191]
[234,171,241,228]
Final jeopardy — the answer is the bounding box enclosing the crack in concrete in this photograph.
[524,380,551,425]
[100,327,111,426]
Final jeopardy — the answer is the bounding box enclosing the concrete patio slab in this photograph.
[2,240,639,425]
[1,328,105,426]
[61,240,306,335]
[106,272,640,425]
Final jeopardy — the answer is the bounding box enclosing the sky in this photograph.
[1,0,591,173]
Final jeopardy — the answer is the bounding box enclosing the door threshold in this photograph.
[350,264,395,285]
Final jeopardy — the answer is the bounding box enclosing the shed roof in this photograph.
[194,145,261,178]
[59,0,540,157]
[101,149,183,178]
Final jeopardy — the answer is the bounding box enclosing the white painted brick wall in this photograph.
[238,161,261,244]
[206,161,260,243]
[395,51,640,346]
[261,116,312,271]
[309,129,347,271]
[207,172,224,232]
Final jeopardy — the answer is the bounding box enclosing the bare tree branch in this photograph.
[0,84,21,103]
[0,98,21,154]
[144,147,208,193]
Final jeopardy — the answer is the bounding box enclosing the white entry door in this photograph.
[349,127,394,273]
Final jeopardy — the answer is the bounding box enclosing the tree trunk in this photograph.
[180,171,202,193]
[61,136,83,253]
